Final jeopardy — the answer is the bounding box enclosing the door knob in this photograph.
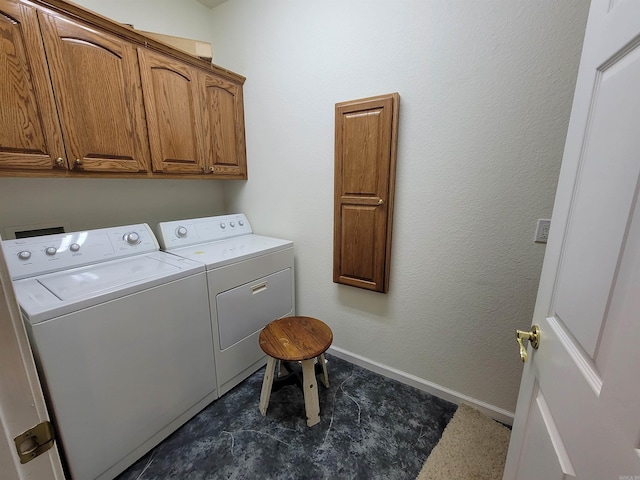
[516,325,540,363]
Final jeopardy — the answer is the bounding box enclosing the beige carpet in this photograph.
[416,403,511,480]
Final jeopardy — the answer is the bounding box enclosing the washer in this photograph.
[2,224,217,480]
[157,213,295,396]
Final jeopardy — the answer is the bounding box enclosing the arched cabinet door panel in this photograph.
[199,72,247,178]
[0,0,66,171]
[138,48,205,174]
[38,10,150,172]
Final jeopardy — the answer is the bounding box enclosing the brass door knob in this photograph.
[74,159,83,166]
[516,325,540,363]
[55,157,65,167]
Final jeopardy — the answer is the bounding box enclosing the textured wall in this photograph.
[0,0,224,238]
[212,0,590,413]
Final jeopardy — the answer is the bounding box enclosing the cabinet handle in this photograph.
[55,158,65,168]
[74,159,83,167]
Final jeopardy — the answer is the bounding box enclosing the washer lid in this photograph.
[39,256,178,301]
[15,252,204,324]
[169,234,293,269]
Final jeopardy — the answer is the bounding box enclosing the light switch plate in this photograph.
[535,219,551,243]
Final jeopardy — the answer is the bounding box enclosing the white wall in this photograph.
[0,0,225,237]
[211,0,590,414]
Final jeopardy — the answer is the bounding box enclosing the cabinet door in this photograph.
[199,72,247,177]
[38,11,150,172]
[333,93,399,293]
[138,48,204,174]
[0,0,66,171]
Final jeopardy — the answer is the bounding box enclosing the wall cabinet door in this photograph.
[333,93,399,293]
[38,10,151,172]
[138,48,205,174]
[0,0,66,171]
[199,72,247,178]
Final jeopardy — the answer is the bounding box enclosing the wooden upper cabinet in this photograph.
[0,0,66,171]
[334,93,399,293]
[38,10,151,172]
[138,48,205,174]
[200,72,247,178]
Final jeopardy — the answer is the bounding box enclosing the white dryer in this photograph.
[157,213,295,396]
[2,224,217,480]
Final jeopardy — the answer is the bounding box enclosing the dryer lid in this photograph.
[169,234,293,269]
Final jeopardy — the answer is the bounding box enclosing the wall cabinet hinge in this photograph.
[14,421,56,464]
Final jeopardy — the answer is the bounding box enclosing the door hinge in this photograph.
[14,421,56,464]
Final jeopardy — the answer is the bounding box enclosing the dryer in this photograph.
[157,213,295,396]
[2,224,217,480]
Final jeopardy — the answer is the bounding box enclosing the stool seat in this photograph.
[259,316,333,427]
[259,316,333,361]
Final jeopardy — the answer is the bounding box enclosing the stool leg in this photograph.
[301,359,320,427]
[259,356,277,416]
[318,353,329,388]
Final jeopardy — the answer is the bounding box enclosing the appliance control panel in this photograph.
[1,224,159,280]
[157,213,252,250]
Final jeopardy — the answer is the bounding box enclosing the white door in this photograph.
[0,242,64,480]
[504,0,640,478]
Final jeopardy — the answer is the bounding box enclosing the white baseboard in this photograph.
[327,346,514,426]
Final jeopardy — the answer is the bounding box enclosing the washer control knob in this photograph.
[238,220,244,227]
[219,223,226,229]
[123,232,140,245]
[176,226,188,238]
[70,243,81,252]
[230,222,235,228]
[45,247,57,256]
[18,251,31,260]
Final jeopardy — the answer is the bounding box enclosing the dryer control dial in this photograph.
[45,247,57,256]
[123,232,140,245]
[70,243,81,252]
[18,250,31,260]
[219,223,226,229]
[176,226,188,238]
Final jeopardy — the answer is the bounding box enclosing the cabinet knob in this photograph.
[74,159,83,166]
[55,157,65,167]
[209,166,215,173]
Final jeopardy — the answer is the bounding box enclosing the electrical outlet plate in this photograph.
[535,219,551,243]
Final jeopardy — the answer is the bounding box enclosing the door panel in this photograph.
[200,72,247,177]
[504,0,640,477]
[517,383,575,480]
[38,11,150,172]
[0,0,66,171]
[138,48,204,173]
[333,93,399,293]
[552,44,640,358]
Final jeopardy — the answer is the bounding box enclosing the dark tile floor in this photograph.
[116,355,457,480]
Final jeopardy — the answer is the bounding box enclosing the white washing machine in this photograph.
[2,224,217,480]
[157,213,294,396]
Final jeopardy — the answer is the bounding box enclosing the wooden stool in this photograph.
[259,316,333,427]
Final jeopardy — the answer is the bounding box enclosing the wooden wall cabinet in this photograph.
[138,48,205,174]
[200,72,247,177]
[39,10,151,173]
[333,93,399,293]
[0,0,66,171]
[0,0,247,180]
[138,49,248,178]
